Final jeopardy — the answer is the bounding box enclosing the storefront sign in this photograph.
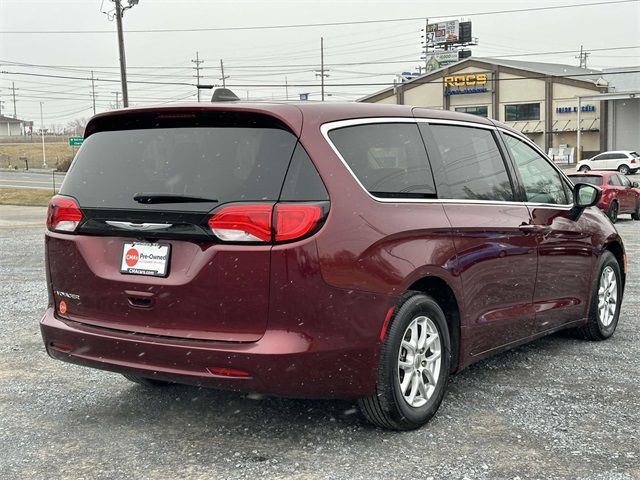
[443,73,492,96]
[556,105,596,113]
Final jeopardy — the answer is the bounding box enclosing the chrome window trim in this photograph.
[320,117,575,209]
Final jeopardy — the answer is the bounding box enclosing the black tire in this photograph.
[618,164,630,175]
[607,201,618,223]
[632,201,640,221]
[572,251,622,341]
[579,165,591,173]
[122,374,172,387]
[358,293,451,430]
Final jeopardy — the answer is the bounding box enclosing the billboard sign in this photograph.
[425,51,460,72]
[425,21,459,46]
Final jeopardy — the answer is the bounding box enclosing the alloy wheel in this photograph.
[397,316,442,408]
[598,265,618,327]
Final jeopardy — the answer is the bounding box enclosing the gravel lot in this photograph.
[1,206,638,480]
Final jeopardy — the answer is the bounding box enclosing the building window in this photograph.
[505,103,540,121]
[455,106,488,117]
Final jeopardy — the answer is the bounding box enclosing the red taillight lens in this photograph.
[208,203,326,243]
[631,158,637,164]
[275,204,322,241]
[208,204,272,242]
[46,195,83,232]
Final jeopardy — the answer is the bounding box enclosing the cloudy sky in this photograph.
[1,0,638,129]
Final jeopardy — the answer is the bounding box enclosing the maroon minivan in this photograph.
[41,102,626,430]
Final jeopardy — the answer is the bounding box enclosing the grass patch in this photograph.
[0,188,53,206]
[0,143,76,170]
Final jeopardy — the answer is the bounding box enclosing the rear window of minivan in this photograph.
[62,125,298,212]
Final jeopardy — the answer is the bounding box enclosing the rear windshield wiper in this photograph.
[133,193,219,204]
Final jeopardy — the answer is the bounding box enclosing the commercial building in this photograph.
[359,58,639,160]
[0,115,27,137]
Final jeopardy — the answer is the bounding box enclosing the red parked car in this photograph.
[41,102,626,430]
[568,171,640,223]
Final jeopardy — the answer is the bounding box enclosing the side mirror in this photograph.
[633,181,639,188]
[573,183,601,208]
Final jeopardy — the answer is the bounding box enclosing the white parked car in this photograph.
[576,150,639,175]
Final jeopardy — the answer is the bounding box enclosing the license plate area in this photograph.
[120,242,171,277]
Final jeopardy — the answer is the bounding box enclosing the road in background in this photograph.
[0,171,66,190]
[0,206,638,479]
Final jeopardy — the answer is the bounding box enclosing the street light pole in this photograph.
[115,0,129,107]
[39,101,47,169]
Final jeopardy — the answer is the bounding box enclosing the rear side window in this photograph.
[328,123,436,198]
[419,124,514,201]
[569,175,603,186]
[280,143,328,201]
[62,126,298,212]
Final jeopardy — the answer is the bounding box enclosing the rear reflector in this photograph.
[207,367,251,378]
[379,307,395,341]
[50,342,73,353]
[47,195,83,233]
[208,204,272,242]
[275,204,322,242]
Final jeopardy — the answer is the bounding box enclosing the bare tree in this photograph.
[65,117,89,135]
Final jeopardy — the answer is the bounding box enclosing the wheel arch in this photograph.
[604,240,626,289]
[406,276,461,374]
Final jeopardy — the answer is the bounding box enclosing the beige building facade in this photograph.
[359,58,611,159]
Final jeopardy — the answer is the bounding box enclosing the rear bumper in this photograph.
[40,307,380,399]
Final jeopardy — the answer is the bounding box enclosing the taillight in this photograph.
[630,158,637,164]
[46,195,83,232]
[208,203,326,243]
[208,204,272,242]
[275,204,322,241]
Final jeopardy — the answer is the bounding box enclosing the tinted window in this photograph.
[420,124,514,201]
[62,127,297,212]
[609,175,622,186]
[592,153,608,160]
[568,175,603,186]
[504,135,568,204]
[455,106,488,117]
[280,143,329,201]
[328,123,436,198]
[631,152,639,158]
[505,103,540,121]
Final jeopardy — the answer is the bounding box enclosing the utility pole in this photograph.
[91,70,97,114]
[114,0,129,107]
[192,51,204,102]
[11,82,17,118]
[320,37,325,101]
[575,45,590,69]
[111,91,120,109]
[219,59,229,88]
[314,37,329,101]
[39,102,47,169]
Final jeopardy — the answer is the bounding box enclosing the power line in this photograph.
[1,1,636,34]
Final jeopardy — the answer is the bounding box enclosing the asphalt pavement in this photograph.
[0,170,66,190]
[0,206,638,480]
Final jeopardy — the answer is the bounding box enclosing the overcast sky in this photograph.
[1,0,639,128]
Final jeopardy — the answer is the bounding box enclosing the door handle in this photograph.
[518,224,552,235]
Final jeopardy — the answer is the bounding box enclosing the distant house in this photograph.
[0,115,29,136]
